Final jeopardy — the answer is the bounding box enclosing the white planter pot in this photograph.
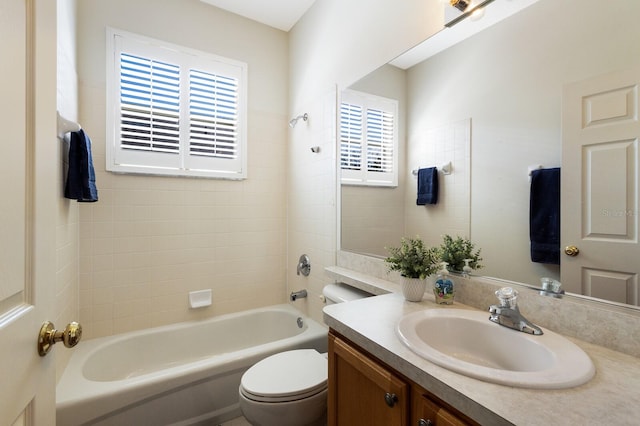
[401,276,427,302]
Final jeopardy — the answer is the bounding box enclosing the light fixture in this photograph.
[450,0,471,12]
[289,113,308,128]
[445,0,494,27]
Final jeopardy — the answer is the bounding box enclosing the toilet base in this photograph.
[239,387,327,426]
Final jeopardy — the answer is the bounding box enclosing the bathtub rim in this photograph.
[56,303,328,426]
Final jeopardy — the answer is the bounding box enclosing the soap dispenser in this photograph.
[433,262,455,305]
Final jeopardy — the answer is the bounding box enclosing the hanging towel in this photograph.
[416,167,438,205]
[64,129,98,202]
[529,167,560,264]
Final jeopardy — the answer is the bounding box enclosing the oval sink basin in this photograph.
[396,309,595,389]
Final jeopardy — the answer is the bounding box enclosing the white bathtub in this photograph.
[56,304,328,426]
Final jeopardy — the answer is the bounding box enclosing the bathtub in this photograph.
[56,304,328,426]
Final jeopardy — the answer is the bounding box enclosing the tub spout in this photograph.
[290,289,308,301]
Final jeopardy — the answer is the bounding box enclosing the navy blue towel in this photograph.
[416,167,438,205]
[529,168,560,264]
[64,129,98,202]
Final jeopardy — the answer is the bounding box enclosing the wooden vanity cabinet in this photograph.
[328,332,409,425]
[412,390,475,426]
[328,331,478,426]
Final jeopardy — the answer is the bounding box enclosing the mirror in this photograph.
[340,0,640,307]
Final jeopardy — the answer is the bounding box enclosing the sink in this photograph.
[396,309,595,389]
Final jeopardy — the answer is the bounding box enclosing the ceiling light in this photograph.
[445,0,495,27]
[450,0,471,12]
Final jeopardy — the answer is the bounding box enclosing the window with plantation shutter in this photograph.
[340,90,398,187]
[106,28,247,179]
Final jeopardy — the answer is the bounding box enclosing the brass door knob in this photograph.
[38,321,82,356]
[564,245,580,257]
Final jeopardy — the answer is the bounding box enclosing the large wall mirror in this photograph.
[340,0,640,308]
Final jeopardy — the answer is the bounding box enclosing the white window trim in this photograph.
[106,27,248,179]
[340,89,398,187]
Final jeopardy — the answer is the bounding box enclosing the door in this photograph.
[562,66,640,305]
[0,0,58,424]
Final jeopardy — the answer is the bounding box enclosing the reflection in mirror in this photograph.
[340,0,640,308]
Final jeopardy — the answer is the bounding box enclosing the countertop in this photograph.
[323,292,640,425]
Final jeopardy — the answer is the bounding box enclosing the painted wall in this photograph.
[56,0,80,381]
[406,0,640,285]
[76,0,289,338]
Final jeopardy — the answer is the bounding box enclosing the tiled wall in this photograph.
[286,89,338,325]
[405,118,471,245]
[76,0,289,339]
[55,0,80,381]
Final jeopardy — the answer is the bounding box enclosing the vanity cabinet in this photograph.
[328,331,477,426]
[412,390,472,426]
[328,331,409,425]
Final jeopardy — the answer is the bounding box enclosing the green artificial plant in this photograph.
[438,234,483,272]
[385,236,440,280]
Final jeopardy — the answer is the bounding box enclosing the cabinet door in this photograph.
[412,391,476,426]
[328,333,409,426]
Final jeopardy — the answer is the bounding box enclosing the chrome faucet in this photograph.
[489,287,543,335]
[290,289,308,301]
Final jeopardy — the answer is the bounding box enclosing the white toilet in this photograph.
[238,283,371,426]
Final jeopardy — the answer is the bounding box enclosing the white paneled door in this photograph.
[0,0,58,424]
[562,66,640,305]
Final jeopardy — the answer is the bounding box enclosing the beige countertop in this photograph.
[323,292,640,426]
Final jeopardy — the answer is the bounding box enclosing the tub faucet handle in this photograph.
[297,254,311,276]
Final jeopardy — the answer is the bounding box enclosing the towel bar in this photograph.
[412,161,452,176]
[57,111,81,138]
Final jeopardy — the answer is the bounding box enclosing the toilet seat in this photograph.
[240,349,327,403]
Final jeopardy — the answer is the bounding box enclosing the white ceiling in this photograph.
[199,0,317,32]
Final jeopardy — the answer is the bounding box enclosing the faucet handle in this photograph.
[495,287,518,308]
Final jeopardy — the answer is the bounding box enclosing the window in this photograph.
[340,90,398,187]
[106,28,248,179]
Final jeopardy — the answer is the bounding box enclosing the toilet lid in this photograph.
[241,349,328,403]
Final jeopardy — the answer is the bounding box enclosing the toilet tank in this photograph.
[322,283,372,304]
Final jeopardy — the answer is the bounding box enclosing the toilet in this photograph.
[238,283,371,426]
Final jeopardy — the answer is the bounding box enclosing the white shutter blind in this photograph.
[340,90,398,187]
[340,102,363,171]
[107,28,247,179]
[120,53,181,154]
[189,69,239,160]
[366,108,394,174]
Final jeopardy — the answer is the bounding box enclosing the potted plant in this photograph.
[385,237,440,301]
[438,234,483,274]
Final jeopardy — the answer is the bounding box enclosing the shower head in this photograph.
[289,113,308,128]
